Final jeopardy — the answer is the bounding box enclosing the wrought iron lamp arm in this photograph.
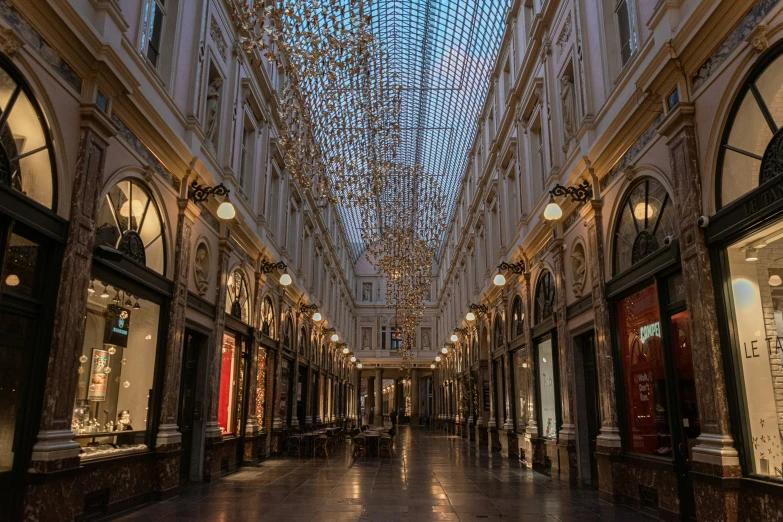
[549,180,592,203]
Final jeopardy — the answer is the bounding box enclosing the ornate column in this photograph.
[203,235,230,479]
[521,271,541,467]
[305,363,313,426]
[366,375,374,424]
[487,343,497,429]
[552,236,577,484]
[30,105,116,471]
[658,105,740,521]
[289,357,300,428]
[581,182,621,498]
[411,369,420,426]
[375,368,383,426]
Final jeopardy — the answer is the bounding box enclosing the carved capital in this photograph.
[0,29,23,56]
[746,24,769,54]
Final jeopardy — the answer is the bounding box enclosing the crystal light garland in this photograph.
[230,0,446,361]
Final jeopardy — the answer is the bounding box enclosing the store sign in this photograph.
[743,178,783,218]
[88,348,110,401]
[104,304,131,347]
[639,322,660,344]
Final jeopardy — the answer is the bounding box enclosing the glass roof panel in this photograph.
[328,0,509,261]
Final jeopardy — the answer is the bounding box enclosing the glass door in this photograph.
[0,217,59,518]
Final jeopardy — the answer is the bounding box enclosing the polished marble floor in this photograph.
[114,427,653,521]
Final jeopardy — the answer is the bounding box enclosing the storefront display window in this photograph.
[514,348,530,430]
[218,332,237,435]
[256,347,267,428]
[71,279,160,459]
[96,179,166,275]
[725,219,783,477]
[537,339,557,439]
[617,285,671,456]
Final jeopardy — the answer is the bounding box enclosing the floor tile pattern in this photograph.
[113,427,653,521]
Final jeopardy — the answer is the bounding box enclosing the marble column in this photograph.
[553,237,577,483]
[487,345,496,429]
[367,376,375,424]
[272,345,283,430]
[658,105,740,521]
[289,358,300,428]
[205,238,230,441]
[411,369,420,426]
[305,365,313,426]
[503,351,515,431]
[375,369,383,426]
[30,106,115,472]
[521,271,541,466]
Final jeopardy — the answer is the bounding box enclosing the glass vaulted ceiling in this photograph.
[331,0,508,261]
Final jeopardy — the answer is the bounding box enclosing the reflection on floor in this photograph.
[113,427,655,521]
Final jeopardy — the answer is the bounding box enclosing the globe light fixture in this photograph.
[430,364,436,369]
[189,181,236,220]
[441,347,448,354]
[493,273,506,286]
[466,312,475,321]
[216,200,236,220]
[543,194,563,221]
[331,333,339,342]
[450,334,458,342]
[312,312,322,322]
[435,355,441,362]
[351,356,356,362]
[342,346,349,354]
[770,274,782,287]
[357,363,363,369]
[279,272,293,286]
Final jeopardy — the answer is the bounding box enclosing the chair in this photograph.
[378,435,393,458]
[352,435,368,458]
[287,431,304,458]
[314,434,330,458]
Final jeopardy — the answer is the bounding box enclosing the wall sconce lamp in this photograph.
[494,260,526,286]
[544,180,593,221]
[465,303,488,321]
[299,302,319,316]
[260,258,292,286]
[189,181,236,220]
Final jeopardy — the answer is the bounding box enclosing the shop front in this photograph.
[705,41,783,519]
[605,177,698,520]
[0,55,65,520]
[530,269,560,472]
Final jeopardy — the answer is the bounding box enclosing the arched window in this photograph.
[96,179,166,274]
[534,270,555,324]
[494,316,504,350]
[717,46,783,208]
[0,57,57,210]
[261,296,275,338]
[511,296,523,339]
[282,314,293,349]
[612,178,675,275]
[298,327,307,355]
[226,269,251,323]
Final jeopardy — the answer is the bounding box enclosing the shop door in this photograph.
[0,218,60,521]
[178,330,205,484]
[664,310,698,521]
[578,330,600,488]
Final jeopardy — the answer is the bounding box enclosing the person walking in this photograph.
[390,408,398,428]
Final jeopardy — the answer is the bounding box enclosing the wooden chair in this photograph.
[378,435,393,458]
[352,435,368,458]
[314,435,330,458]
[287,431,304,458]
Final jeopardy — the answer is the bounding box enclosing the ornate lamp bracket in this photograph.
[469,303,488,317]
[188,181,230,203]
[260,258,287,274]
[498,260,525,274]
[549,180,592,203]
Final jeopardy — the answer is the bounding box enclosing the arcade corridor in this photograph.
[112,428,651,522]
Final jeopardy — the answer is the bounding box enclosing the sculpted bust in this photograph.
[194,243,209,296]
